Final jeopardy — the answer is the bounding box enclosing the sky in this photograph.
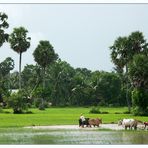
[0,4,148,72]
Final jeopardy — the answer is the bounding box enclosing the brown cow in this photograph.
[88,118,102,127]
[144,122,148,129]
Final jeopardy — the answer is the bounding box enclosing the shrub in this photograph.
[132,88,148,116]
[123,111,130,114]
[101,111,109,114]
[89,106,101,114]
[132,106,148,116]
[39,103,45,110]
[115,112,121,114]
[7,89,29,114]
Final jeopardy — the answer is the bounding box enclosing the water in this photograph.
[0,128,148,144]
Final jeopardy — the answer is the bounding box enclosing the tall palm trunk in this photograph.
[19,52,22,90]
[125,64,131,112]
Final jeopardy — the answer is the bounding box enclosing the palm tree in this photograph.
[110,36,131,111]
[33,40,58,109]
[9,27,31,90]
[0,12,9,47]
[110,31,148,112]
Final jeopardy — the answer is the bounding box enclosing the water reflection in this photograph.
[0,129,148,144]
[49,130,148,144]
[121,132,148,144]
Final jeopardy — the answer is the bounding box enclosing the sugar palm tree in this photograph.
[9,27,31,90]
[33,40,58,109]
[110,31,148,112]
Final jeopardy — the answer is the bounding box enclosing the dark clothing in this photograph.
[79,118,90,127]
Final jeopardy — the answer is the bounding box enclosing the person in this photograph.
[79,113,85,127]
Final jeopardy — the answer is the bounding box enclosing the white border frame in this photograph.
[0,0,148,4]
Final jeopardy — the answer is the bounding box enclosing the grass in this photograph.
[0,107,148,127]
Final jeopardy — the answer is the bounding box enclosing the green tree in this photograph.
[110,31,148,112]
[110,36,131,111]
[91,71,122,106]
[0,12,9,104]
[46,60,75,106]
[21,64,43,104]
[33,40,58,109]
[0,12,9,47]
[9,27,31,90]
[0,57,14,99]
[70,68,95,106]
[21,65,39,90]
[0,57,14,76]
[9,71,19,89]
[129,54,148,115]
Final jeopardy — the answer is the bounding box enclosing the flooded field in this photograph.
[0,128,148,144]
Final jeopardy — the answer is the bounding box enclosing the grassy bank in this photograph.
[0,107,148,127]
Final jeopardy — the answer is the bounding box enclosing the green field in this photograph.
[0,107,148,128]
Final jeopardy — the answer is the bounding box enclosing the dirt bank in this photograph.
[25,124,127,130]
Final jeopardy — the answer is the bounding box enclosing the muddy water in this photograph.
[0,128,148,144]
[58,130,148,144]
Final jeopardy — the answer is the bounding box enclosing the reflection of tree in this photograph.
[121,132,146,144]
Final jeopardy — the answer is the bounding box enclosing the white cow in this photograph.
[118,119,138,130]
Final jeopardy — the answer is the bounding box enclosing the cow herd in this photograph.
[78,117,148,130]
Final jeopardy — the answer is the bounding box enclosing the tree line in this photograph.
[0,12,148,115]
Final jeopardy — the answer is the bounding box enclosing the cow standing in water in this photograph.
[89,118,102,127]
[118,119,139,130]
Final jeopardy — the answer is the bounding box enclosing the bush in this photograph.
[115,112,121,114]
[39,103,45,110]
[7,89,29,114]
[101,111,109,114]
[89,106,101,114]
[123,111,130,114]
[34,98,50,110]
[132,88,148,116]
[132,106,148,116]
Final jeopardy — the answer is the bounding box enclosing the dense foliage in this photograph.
[13,61,123,107]
[129,54,148,115]
[0,12,9,47]
[110,31,148,115]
